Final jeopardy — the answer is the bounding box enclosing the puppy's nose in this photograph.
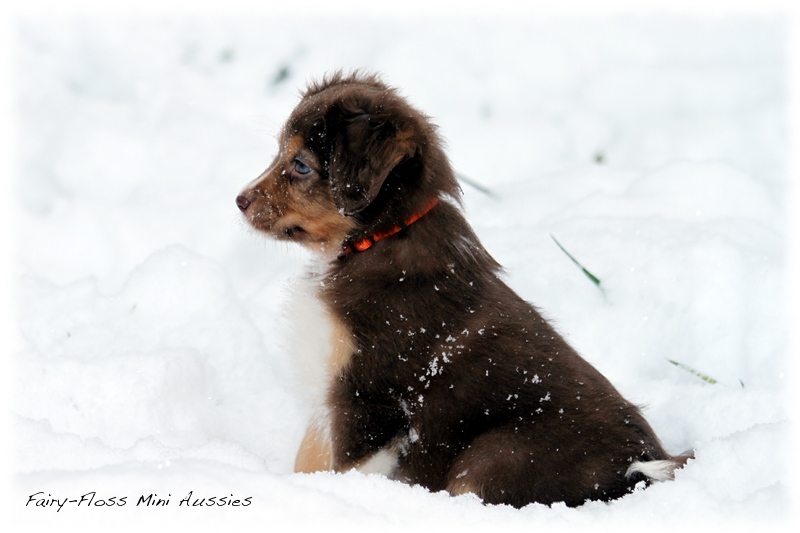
[236,194,251,211]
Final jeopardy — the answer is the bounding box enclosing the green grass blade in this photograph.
[668,359,718,384]
[550,235,602,287]
[456,172,497,198]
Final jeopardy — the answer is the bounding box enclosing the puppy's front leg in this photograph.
[294,417,332,473]
[329,375,406,475]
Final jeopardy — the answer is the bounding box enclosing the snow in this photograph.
[7,9,795,532]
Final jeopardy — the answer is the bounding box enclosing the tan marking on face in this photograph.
[283,133,305,156]
[238,134,356,252]
[294,420,332,473]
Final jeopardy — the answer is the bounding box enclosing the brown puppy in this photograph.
[236,71,690,508]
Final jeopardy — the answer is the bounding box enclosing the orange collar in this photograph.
[343,197,440,255]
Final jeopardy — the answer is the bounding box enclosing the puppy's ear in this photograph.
[326,102,415,216]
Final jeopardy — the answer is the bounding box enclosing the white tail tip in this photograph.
[626,459,680,481]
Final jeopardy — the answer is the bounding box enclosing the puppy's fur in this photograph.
[237,72,690,508]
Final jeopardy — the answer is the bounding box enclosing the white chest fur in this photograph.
[284,267,402,477]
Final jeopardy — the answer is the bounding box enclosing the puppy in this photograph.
[236,71,691,508]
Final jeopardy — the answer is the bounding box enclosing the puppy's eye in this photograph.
[294,159,312,175]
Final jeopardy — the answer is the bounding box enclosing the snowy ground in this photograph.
[8,11,794,532]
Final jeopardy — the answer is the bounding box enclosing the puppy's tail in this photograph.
[626,451,694,482]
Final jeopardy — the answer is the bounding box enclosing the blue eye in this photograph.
[294,159,312,175]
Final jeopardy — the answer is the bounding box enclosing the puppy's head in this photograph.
[236,72,458,255]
